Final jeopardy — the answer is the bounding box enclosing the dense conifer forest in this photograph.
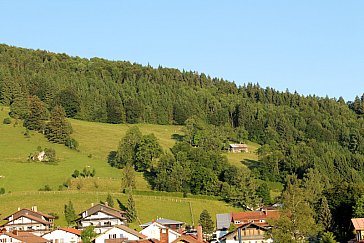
[1,43,364,241]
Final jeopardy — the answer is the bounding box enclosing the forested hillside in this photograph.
[1,43,364,241]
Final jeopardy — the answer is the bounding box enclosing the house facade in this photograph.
[351,218,364,242]
[76,204,127,234]
[140,218,185,232]
[1,206,55,236]
[231,210,280,227]
[219,223,272,243]
[42,228,81,243]
[140,222,180,243]
[93,225,146,243]
[0,231,50,243]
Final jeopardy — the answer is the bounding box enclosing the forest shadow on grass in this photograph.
[171,134,185,141]
[242,159,260,170]
[143,171,156,189]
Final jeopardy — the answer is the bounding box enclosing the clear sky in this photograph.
[0,1,363,100]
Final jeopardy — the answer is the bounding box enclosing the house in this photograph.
[93,225,146,243]
[140,222,181,243]
[215,214,231,240]
[351,218,364,242]
[229,144,248,153]
[1,206,55,236]
[172,226,205,243]
[231,209,280,227]
[76,203,127,234]
[42,228,81,243]
[0,230,51,243]
[140,218,185,231]
[219,223,273,243]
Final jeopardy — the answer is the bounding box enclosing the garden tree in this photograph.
[320,232,339,243]
[81,225,97,243]
[134,134,162,171]
[64,200,77,226]
[271,175,318,242]
[121,163,136,190]
[318,196,332,232]
[114,127,142,168]
[353,194,364,218]
[106,193,114,207]
[53,88,81,118]
[45,105,72,144]
[23,95,48,131]
[126,191,137,223]
[198,209,214,234]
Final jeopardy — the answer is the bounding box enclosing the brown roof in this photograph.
[77,204,126,221]
[231,210,280,223]
[115,225,146,239]
[2,213,52,227]
[352,218,364,230]
[3,208,55,221]
[59,228,82,236]
[5,231,51,243]
[219,222,269,241]
[172,235,206,243]
[127,239,160,243]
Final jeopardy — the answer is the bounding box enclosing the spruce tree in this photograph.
[106,193,114,207]
[126,191,137,223]
[198,209,214,234]
[318,196,332,232]
[23,95,48,131]
[46,105,72,143]
[64,200,77,226]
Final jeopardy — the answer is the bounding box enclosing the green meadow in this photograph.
[0,105,277,227]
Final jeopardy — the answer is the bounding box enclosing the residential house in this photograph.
[140,222,180,243]
[172,226,205,243]
[93,225,146,243]
[231,209,280,227]
[76,203,127,234]
[229,144,248,153]
[42,228,81,243]
[140,218,185,232]
[1,206,55,236]
[0,231,50,243]
[219,223,273,243]
[351,218,364,242]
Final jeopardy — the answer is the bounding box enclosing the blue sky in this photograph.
[0,1,363,100]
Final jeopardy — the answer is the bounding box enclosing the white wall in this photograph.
[94,227,141,243]
[140,224,179,243]
[0,234,21,243]
[42,230,81,243]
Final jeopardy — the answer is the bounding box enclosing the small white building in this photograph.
[1,206,55,236]
[219,223,273,243]
[42,228,81,243]
[140,222,180,243]
[93,225,146,243]
[76,204,127,234]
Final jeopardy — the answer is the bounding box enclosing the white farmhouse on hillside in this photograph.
[93,225,146,243]
[75,203,127,234]
[140,222,180,243]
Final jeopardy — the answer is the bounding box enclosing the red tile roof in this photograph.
[172,234,206,243]
[231,210,280,223]
[59,228,82,236]
[352,218,364,230]
[5,231,51,243]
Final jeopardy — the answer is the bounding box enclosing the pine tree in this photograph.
[106,193,114,207]
[353,194,364,218]
[126,191,137,223]
[198,209,214,234]
[23,95,48,131]
[318,196,332,232]
[64,200,77,226]
[122,163,136,190]
[46,105,72,143]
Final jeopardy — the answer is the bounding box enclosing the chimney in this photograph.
[105,202,108,206]
[197,225,203,242]
[91,203,94,207]
[12,230,18,236]
[17,207,20,211]
[160,228,169,243]
[32,206,37,212]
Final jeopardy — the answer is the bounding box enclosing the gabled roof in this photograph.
[2,213,52,227]
[5,232,51,243]
[59,228,82,236]
[140,218,185,228]
[127,239,160,243]
[219,222,269,240]
[352,218,364,230]
[114,225,146,239]
[77,204,126,221]
[172,234,205,243]
[140,222,181,237]
[3,208,55,221]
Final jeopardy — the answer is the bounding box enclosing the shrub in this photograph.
[66,138,79,150]
[72,170,80,178]
[0,188,5,194]
[3,117,11,124]
[39,185,52,191]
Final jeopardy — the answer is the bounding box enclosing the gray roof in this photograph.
[140,218,185,228]
[216,213,231,230]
